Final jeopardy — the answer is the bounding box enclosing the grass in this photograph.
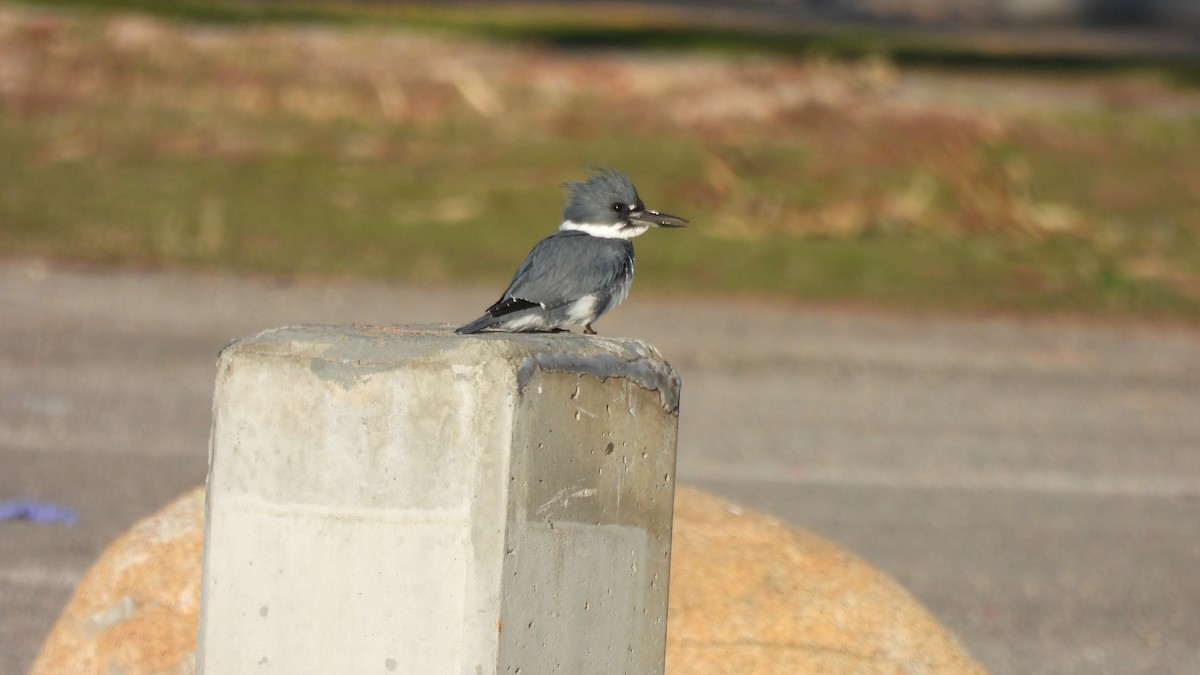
[19,0,1200,78]
[2,2,1199,319]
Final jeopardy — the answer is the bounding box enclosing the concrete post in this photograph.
[197,325,680,675]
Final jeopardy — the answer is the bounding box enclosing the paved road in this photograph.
[2,259,1199,674]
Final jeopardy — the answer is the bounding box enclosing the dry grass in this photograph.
[2,4,1199,316]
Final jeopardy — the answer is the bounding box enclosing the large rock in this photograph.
[31,486,986,675]
[29,487,204,675]
[666,488,987,674]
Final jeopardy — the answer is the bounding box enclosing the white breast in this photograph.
[565,294,600,324]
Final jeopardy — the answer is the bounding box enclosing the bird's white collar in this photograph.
[559,220,648,239]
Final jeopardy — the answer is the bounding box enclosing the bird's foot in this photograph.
[583,324,597,335]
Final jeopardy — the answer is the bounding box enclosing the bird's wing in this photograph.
[487,232,632,316]
[483,296,540,318]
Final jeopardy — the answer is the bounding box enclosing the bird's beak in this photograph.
[630,209,688,228]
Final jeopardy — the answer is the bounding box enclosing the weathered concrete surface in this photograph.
[31,485,986,675]
[199,325,679,674]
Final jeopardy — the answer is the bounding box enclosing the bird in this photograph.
[456,170,687,335]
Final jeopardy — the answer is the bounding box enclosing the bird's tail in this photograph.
[454,314,500,335]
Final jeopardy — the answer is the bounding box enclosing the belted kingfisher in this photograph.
[456,170,687,335]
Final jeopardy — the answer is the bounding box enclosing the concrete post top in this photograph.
[220,324,681,413]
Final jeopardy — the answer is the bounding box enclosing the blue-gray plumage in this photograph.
[456,170,686,335]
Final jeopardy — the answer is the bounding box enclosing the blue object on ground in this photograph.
[0,500,79,525]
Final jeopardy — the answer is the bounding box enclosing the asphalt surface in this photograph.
[2,259,1199,675]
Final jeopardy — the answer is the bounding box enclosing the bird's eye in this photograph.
[612,202,627,214]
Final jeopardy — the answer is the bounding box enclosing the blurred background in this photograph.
[3,0,1200,312]
[2,0,1199,673]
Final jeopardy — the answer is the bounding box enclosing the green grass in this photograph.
[4,107,1197,317]
[2,2,1199,320]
